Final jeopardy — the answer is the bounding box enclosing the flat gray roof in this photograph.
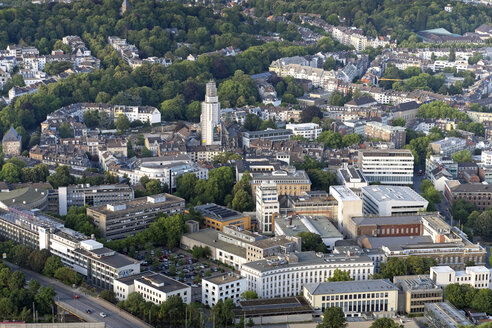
[362,186,427,203]
[304,279,398,295]
[136,273,189,293]
[181,229,246,258]
[275,216,342,239]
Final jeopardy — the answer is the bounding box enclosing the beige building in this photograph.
[2,127,21,156]
[250,168,311,197]
[393,275,443,315]
[303,279,399,318]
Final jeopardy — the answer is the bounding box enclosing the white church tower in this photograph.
[201,80,221,146]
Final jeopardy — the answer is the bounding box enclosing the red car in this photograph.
[74,294,80,299]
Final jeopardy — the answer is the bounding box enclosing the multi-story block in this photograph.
[255,182,279,233]
[286,191,339,218]
[346,215,423,240]
[358,149,414,185]
[444,182,492,212]
[303,279,398,317]
[364,122,406,149]
[430,266,491,289]
[2,127,21,156]
[336,167,368,196]
[194,203,252,232]
[87,193,185,240]
[250,168,311,197]
[114,272,191,304]
[430,137,467,157]
[240,251,374,298]
[201,80,221,146]
[329,185,363,234]
[202,273,246,307]
[58,184,134,215]
[362,186,428,216]
[393,275,443,314]
[242,129,293,148]
[285,123,322,141]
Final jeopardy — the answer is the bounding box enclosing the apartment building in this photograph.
[250,168,311,197]
[285,123,322,141]
[393,275,443,314]
[303,280,398,317]
[114,272,191,304]
[362,186,428,216]
[202,273,246,307]
[194,203,252,232]
[256,182,279,233]
[364,122,406,149]
[0,207,140,290]
[58,184,134,215]
[112,105,161,124]
[358,149,414,185]
[240,251,374,298]
[86,193,185,239]
[430,265,491,289]
[430,137,467,157]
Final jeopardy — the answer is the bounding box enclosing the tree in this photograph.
[452,150,472,163]
[318,130,342,149]
[211,299,235,327]
[58,122,74,138]
[27,249,50,273]
[8,271,25,291]
[370,318,403,328]
[35,286,55,314]
[301,106,322,123]
[297,231,328,253]
[231,189,254,212]
[244,113,262,131]
[471,289,492,314]
[192,246,211,260]
[146,179,163,195]
[241,290,258,300]
[115,114,130,132]
[392,118,406,127]
[47,166,75,188]
[43,256,63,277]
[317,307,346,328]
[445,283,477,309]
[54,267,82,286]
[449,47,456,62]
[99,290,118,304]
[327,269,353,282]
[380,258,407,279]
[218,70,259,107]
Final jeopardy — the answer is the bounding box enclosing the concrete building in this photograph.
[391,101,420,125]
[430,265,491,289]
[201,80,221,146]
[86,193,185,239]
[424,302,470,328]
[2,127,21,156]
[362,186,428,216]
[365,122,406,149]
[329,185,363,234]
[430,137,467,157]
[393,275,443,314]
[286,191,339,219]
[358,149,414,185]
[202,273,246,306]
[250,168,311,197]
[58,184,134,215]
[0,187,49,211]
[274,215,343,251]
[285,123,322,141]
[114,272,191,304]
[194,203,252,232]
[242,129,292,148]
[240,251,374,298]
[255,182,279,233]
[336,167,368,196]
[303,279,399,318]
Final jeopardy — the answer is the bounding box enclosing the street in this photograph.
[4,262,151,328]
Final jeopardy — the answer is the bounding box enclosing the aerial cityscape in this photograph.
[2,0,492,327]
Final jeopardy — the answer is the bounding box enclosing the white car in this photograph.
[99,312,108,318]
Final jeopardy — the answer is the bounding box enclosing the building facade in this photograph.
[202,273,246,307]
[362,186,428,216]
[194,203,252,232]
[2,127,21,156]
[365,122,406,149]
[393,275,443,314]
[201,80,221,146]
[285,123,322,141]
[430,265,491,289]
[358,149,414,185]
[255,182,279,233]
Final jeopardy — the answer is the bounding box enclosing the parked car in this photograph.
[74,294,80,299]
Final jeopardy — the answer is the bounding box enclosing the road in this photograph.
[5,262,151,328]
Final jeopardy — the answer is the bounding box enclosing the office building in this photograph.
[114,272,191,304]
[202,273,246,306]
[256,182,279,233]
[274,215,342,251]
[362,186,428,216]
[393,275,443,314]
[358,149,414,185]
[303,279,399,317]
[365,122,406,149]
[242,129,292,148]
[201,80,221,146]
[240,251,374,298]
[336,167,368,196]
[250,168,311,197]
[444,183,492,212]
[194,203,252,232]
[430,266,491,289]
[430,137,467,157]
[424,302,470,328]
[87,193,185,239]
[286,191,339,219]
[285,123,322,141]
[58,184,134,215]
[329,185,363,234]
[346,215,423,240]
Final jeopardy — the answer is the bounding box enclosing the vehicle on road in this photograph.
[74,294,80,299]
[86,309,92,314]
[99,312,108,318]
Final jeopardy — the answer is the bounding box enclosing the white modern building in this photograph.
[430,266,492,289]
[329,185,363,234]
[481,150,492,166]
[285,123,322,141]
[358,149,414,185]
[201,80,221,146]
[336,167,368,196]
[430,137,467,157]
[114,272,191,304]
[240,251,374,298]
[361,186,428,216]
[113,105,161,125]
[255,182,279,233]
[202,273,246,307]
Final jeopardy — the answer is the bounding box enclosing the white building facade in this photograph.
[358,149,414,185]
[256,182,279,233]
[201,80,221,146]
[285,123,322,141]
[202,273,247,307]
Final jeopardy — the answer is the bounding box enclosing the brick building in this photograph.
[346,215,423,239]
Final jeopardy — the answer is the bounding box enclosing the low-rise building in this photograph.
[114,272,191,304]
[0,187,49,211]
[87,193,185,239]
[346,215,423,240]
[194,203,252,232]
[202,273,246,307]
[444,183,492,212]
[430,265,491,289]
[242,129,293,148]
[285,123,322,141]
[285,191,339,219]
[362,186,428,216]
[303,279,399,318]
[336,167,368,196]
[393,275,443,314]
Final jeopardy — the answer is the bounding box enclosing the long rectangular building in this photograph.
[358,149,414,185]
